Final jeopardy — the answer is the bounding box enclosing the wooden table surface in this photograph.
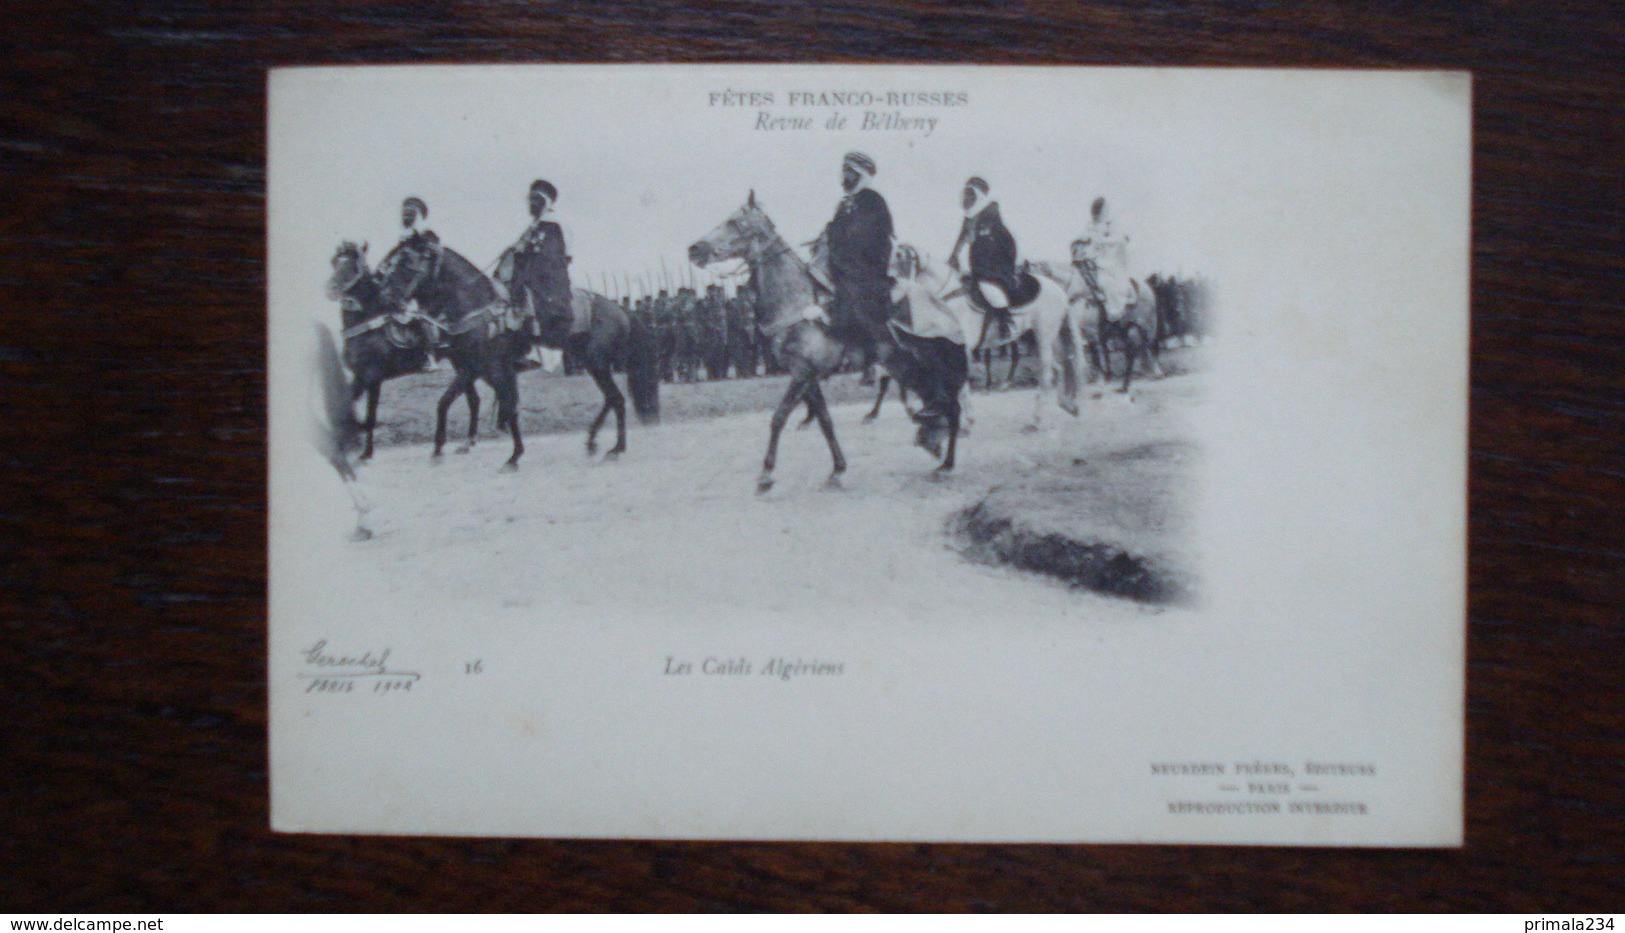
[2,1,1620,913]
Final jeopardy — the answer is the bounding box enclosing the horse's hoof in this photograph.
[825,474,844,490]
[796,420,813,431]
[586,443,597,456]
[755,476,775,495]
[861,414,878,424]
[455,445,472,455]
[604,449,623,461]
[349,526,373,542]
[358,454,373,464]
[958,427,971,439]
[431,451,444,463]
[500,461,520,473]
[1060,399,1080,416]
[1021,423,1041,434]
[934,463,955,477]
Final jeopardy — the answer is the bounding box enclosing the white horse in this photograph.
[889,244,1081,431]
[1039,243,1166,394]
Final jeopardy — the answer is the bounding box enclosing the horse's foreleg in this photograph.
[805,381,846,485]
[1058,310,1081,416]
[863,375,890,423]
[361,383,381,461]
[938,390,960,473]
[1029,322,1056,432]
[458,387,480,454]
[1146,321,1167,379]
[1119,326,1141,394]
[759,374,812,493]
[433,374,469,459]
[499,373,523,471]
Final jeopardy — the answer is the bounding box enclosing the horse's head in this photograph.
[688,190,776,268]
[327,240,371,301]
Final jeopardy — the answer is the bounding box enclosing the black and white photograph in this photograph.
[268,65,1469,844]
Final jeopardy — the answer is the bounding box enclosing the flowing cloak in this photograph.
[499,218,573,315]
[891,275,968,344]
[1080,222,1136,320]
[824,187,894,295]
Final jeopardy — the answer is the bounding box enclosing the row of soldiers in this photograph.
[559,282,794,383]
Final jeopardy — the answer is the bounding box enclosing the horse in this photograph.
[1057,252,1165,394]
[327,241,476,462]
[376,244,662,468]
[888,244,1081,432]
[310,321,371,541]
[688,192,968,491]
[534,287,663,457]
[362,240,527,469]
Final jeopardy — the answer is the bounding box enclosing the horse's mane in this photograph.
[378,242,500,313]
[434,245,487,283]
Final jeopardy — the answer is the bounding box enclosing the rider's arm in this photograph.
[947,217,971,270]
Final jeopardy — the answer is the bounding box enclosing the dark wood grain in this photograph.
[1,0,1620,913]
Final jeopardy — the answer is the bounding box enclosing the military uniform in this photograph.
[729,289,759,378]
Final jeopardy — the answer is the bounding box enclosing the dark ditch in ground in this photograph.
[950,439,1198,605]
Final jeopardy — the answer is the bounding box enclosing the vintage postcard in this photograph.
[267,65,1469,844]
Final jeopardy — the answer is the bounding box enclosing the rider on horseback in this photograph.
[948,177,1022,343]
[497,179,575,344]
[1076,196,1135,319]
[375,196,443,369]
[820,151,894,346]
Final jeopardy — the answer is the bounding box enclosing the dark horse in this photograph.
[373,242,662,465]
[327,241,475,462]
[330,240,525,468]
[689,193,967,491]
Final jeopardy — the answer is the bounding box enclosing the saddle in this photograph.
[382,312,433,351]
[963,270,1042,316]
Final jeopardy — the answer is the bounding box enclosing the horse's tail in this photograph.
[625,312,661,424]
[313,321,361,470]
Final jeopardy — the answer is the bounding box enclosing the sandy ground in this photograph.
[332,367,1202,631]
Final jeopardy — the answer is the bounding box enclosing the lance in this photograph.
[660,257,672,293]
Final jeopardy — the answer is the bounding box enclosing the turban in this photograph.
[964,176,990,194]
[402,196,428,217]
[530,179,558,203]
[843,152,876,176]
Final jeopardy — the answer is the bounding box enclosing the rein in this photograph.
[341,309,447,342]
[442,301,506,337]
[741,234,823,339]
